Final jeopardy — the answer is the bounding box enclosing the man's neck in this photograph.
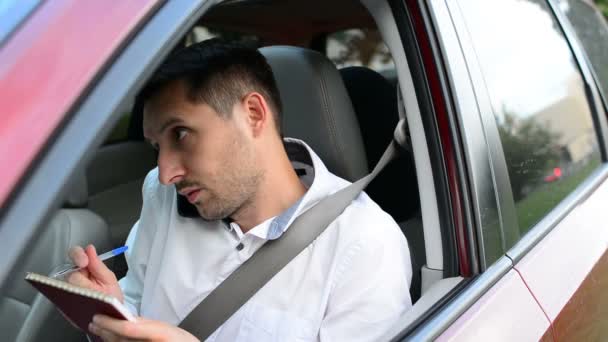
[231,147,307,232]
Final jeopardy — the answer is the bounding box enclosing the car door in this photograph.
[390,0,608,340]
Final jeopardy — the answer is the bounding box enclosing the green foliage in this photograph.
[515,158,600,233]
[596,0,608,18]
[330,29,390,67]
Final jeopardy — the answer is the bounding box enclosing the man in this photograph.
[68,39,412,341]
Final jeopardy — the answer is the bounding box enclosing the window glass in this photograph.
[459,0,601,258]
[326,29,395,79]
[558,0,608,107]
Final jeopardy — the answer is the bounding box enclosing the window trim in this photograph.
[406,256,512,340]
[0,0,218,291]
[548,0,608,160]
[507,164,608,262]
[424,0,507,272]
[385,0,466,279]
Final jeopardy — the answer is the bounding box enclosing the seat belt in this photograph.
[180,92,410,340]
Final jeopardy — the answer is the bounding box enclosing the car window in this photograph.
[458,0,602,263]
[557,0,608,107]
[326,29,395,80]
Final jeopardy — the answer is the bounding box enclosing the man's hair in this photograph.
[138,39,283,134]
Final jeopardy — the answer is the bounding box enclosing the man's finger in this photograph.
[68,246,88,268]
[84,245,117,284]
[88,322,121,342]
[93,315,170,340]
[92,315,142,339]
[65,271,93,288]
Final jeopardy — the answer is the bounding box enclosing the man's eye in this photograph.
[175,128,188,141]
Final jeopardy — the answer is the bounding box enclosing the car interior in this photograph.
[1,0,463,340]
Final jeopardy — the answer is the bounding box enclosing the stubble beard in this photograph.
[194,172,262,221]
[195,135,264,221]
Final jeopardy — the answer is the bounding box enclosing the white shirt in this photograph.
[119,138,412,341]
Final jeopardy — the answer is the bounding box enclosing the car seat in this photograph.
[86,141,156,279]
[0,169,112,341]
[339,66,425,302]
[259,46,369,182]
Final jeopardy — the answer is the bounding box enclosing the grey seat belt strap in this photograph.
[180,116,408,340]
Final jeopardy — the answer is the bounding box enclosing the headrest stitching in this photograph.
[316,58,348,180]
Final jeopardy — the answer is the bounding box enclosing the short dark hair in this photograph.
[138,38,283,134]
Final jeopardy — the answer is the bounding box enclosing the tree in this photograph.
[331,29,391,67]
[497,113,562,201]
[596,0,608,19]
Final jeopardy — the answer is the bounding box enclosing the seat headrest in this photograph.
[64,168,88,208]
[260,46,368,181]
[339,66,398,168]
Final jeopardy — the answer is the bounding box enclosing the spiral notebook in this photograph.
[25,272,135,340]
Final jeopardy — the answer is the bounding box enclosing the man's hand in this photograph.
[66,245,124,303]
[89,315,199,342]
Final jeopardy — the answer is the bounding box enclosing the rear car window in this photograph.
[458,0,601,261]
[326,29,395,79]
[558,0,608,108]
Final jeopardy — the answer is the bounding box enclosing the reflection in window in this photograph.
[326,29,394,75]
[459,0,601,252]
[558,0,608,107]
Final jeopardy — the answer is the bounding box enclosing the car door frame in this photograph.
[390,0,608,339]
[385,0,532,339]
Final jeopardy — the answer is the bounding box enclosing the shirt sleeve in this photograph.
[118,169,161,316]
[319,216,413,342]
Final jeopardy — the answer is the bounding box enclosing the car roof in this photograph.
[201,0,375,44]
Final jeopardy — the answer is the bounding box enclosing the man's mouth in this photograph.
[179,188,202,204]
[186,189,201,203]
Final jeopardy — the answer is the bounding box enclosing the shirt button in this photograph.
[236,243,244,251]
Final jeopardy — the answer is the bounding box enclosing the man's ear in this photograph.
[242,92,271,137]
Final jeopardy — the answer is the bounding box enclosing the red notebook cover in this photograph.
[25,272,135,342]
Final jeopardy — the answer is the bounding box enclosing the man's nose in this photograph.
[157,148,185,185]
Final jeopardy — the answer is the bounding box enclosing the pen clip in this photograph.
[49,265,79,278]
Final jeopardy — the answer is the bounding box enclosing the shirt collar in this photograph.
[233,138,337,241]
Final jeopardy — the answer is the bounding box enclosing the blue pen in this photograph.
[51,246,128,278]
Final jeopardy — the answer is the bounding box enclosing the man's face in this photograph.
[143,80,263,220]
